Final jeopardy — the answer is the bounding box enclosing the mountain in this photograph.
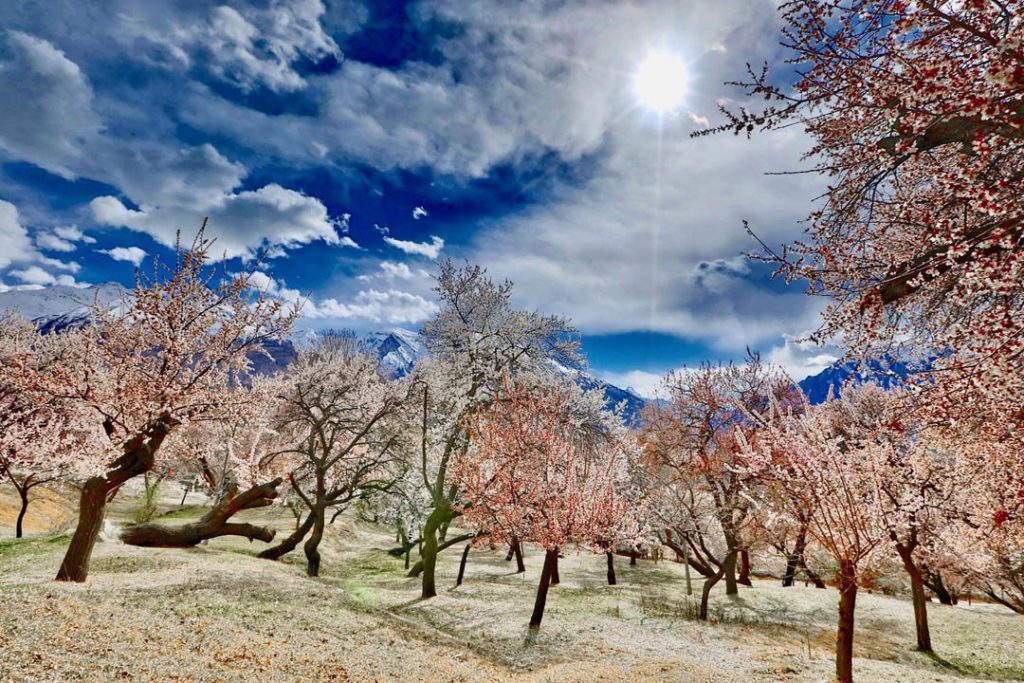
[2,284,646,422]
[797,358,919,404]
[361,330,648,423]
[0,282,126,332]
[364,329,426,377]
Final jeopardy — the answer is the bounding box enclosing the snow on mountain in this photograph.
[364,328,426,378]
[797,357,919,404]
[0,282,126,332]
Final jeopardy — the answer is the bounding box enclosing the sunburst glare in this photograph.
[633,50,689,114]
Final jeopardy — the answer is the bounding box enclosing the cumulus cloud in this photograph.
[765,333,841,381]
[117,0,341,92]
[0,200,38,269]
[0,33,351,261]
[36,225,95,252]
[91,183,356,260]
[310,289,438,324]
[0,31,102,178]
[384,235,444,259]
[97,246,147,266]
[594,369,673,400]
[379,261,414,279]
[10,265,56,286]
[248,271,437,325]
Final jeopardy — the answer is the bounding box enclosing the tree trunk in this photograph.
[897,545,932,652]
[420,511,441,598]
[684,543,693,596]
[836,561,858,683]
[551,550,560,586]
[513,539,525,573]
[724,548,739,595]
[529,548,558,629]
[700,562,728,620]
[120,478,283,548]
[783,553,798,587]
[800,558,827,588]
[922,568,955,605]
[630,550,637,566]
[179,480,191,507]
[304,505,326,577]
[606,551,617,586]
[738,548,752,586]
[57,420,175,582]
[259,511,314,560]
[505,541,516,562]
[407,531,475,580]
[456,544,470,586]
[15,486,29,539]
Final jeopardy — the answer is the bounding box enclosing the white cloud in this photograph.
[10,265,56,286]
[0,32,102,179]
[412,206,428,220]
[118,0,341,93]
[0,200,38,269]
[313,289,439,324]
[595,369,673,400]
[379,261,414,279]
[384,235,444,259]
[247,271,437,325]
[91,183,355,260]
[97,246,148,266]
[765,333,840,381]
[36,225,95,252]
[0,33,351,261]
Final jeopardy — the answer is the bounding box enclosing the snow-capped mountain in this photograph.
[0,282,126,332]
[797,358,918,404]
[3,284,646,423]
[364,329,426,377]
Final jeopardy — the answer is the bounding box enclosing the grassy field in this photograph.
[1,486,1022,682]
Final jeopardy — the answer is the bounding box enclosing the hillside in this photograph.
[1,487,1020,682]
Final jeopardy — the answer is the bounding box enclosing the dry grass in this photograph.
[1,486,1021,682]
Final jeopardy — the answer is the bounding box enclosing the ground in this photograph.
[1,485,1021,682]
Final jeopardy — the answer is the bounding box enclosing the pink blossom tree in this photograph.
[740,389,889,683]
[712,0,1024,458]
[31,225,298,582]
[455,379,635,629]
[0,313,99,537]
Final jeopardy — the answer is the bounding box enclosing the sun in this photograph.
[633,51,689,114]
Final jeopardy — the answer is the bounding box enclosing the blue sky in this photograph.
[0,0,839,397]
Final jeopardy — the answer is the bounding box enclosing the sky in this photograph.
[0,0,840,397]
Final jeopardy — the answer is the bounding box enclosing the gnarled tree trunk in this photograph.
[723,546,739,595]
[304,503,326,577]
[57,418,175,582]
[15,486,29,539]
[699,556,730,620]
[259,511,314,560]
[121,477,282,548]
[606,551,617,585]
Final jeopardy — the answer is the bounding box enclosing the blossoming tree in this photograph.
[455,378,637,629]
[38,226,298,582]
